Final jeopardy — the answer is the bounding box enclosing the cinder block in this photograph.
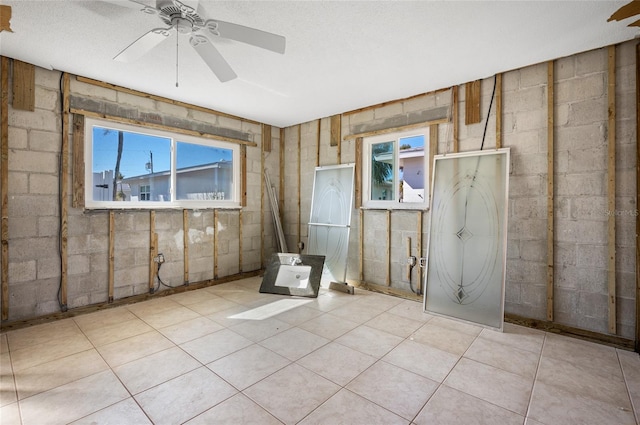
[556,172,605,196]
[576,47,607,76]
[9,109,59,133]
[556,218,607,244]
[503,86,545,113]
[34,86,59,111]
[511,152,547,176]
[575,244,607,269]
[569,196,608,221]
[348,109,375,126]
[9,150,58,173]
[9,237,58,262]
[555,73,604,104]
[403,94,436,113]
[555,56,575,81]
[555,264,578,289]
[9,127,28,149]
[519,240,547,263]
[508,175,544,197]
[8,260,37,283]
[519,62,547,88]
[8,216,38,239]
[28,173,58,195]
[117,91,156,110]
[556,124,605,151]
[8,171,28,194]
[566,146,606,173]
[34,67,62,90]
[29,130,61,153]
[38,216,59,237]
[567,99,607,126]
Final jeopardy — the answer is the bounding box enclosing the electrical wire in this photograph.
[57,73,66,312]
[480,75,498,151]
[152,259,186,293]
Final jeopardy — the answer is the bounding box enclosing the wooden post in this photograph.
[429,125,438,196]
[279,128,285,220]
[355,137,363,208]
[417,211,423,294]
[359,208,364,283]
[465,80,481,125]
[72,115,85,208]
[453,86,459,153]
[213,209,218,279]
[1,57,9,320]
[635,42,640,352]
[60,72,70,310]
[405,237,412,281]
[108,212,114,302]
[386,210,391,286]
[11,60,35,111]
[547,60,555,322]
[316,119,321,167]
[183,210,189,284]
[261,126,265,268]
[149,211,157,292]
[262,124,272,152]
[607,45,617,335]
[238,210,243,273]
[297,125,301,253]
[241,145,247,207]
[496,73,503,149]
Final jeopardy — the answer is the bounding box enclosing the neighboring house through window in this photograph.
[362,127,430,209]
[85,118,240,209]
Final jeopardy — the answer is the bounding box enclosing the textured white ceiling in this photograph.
[1,0,638,128]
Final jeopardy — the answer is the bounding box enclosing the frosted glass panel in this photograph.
[308,164,355,284]
[424,149,510,330]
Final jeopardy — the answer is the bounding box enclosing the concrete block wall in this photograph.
[284,40,636,339]
[3,65,273,322]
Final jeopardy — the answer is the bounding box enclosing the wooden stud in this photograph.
[359,208,364,283]
[405,237,412,282]
[183,210,189,284]
[279,128,285,222]
[241,145,247,207]
[262,124,272,153]
[75,76,261,125]
[12,60,35,111]
[72,114,85,208]
[1,57,9,320]
[465,80,482,125]
[607,45,617,335]
[108,211,114,302]
[547,60,555,322]
[496,73,503,149]
[344,118,448,141]
[330,114,341,147]
[355,137,363,208]
[60,73,70,309]
[260,127,265,267]
[213,209,218,280]
[386,210,391,286]
[238,210,243,273]
[316,119,321,167]
[453,86,459,153]
[297,125,302,253]
[636,42,640,353]
[417,211,423,294]
[70,108,257,147]
[429,125,438,196]
[149,211,157,292]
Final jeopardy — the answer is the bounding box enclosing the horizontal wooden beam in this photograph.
[344,118,448,141]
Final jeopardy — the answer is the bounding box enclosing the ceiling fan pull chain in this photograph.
[175,30,179,87]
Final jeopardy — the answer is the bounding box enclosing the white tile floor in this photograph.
[1,276,639,425]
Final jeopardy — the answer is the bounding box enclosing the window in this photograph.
[85,118,240,209]
[362,128,430,209]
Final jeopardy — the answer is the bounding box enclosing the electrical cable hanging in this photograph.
[57,74,66,312]
[480,75,498,151]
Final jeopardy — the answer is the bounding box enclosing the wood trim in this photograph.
[108,211,114,302]
[1,57,9,320]
[453,86,459,153]
[496,73,503,149]
[260,128,265,268]
[352,280,421,302]
[75,76,261,125]
[60,73,70,309]
[238,210,243,273]
[465,80,481,125]
[149,211,157,292]
[70,108,257,147]
[12,60,35,111]
[547,60,555,322]
[429,125,438,196]
[183,210,189,284]
[354,137,363,209]
[330,114,341,147]
[241,145,247,207]
[636,42,640,353]
[72,114,85,208]
[344,118,448,141]
[607,45,617,335]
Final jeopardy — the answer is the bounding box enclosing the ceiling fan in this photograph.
[114,0,286,83]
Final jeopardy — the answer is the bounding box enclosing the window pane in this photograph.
[399,135,425,203]
[176,142,234,201]
[92,127,171,202]
[370,141,395,201]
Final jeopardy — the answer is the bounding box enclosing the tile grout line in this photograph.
[523,331,548,424]
[615,349,640,425]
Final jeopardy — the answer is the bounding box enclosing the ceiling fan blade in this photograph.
[114,27,174,62]
[207,19,286,54]
[190,35,237,82]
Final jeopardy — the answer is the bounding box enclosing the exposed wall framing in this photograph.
[1,57,9,320]
[453,86,459,153]
[183,210,189,284]
[262,124,272,153]
[330,114,341,147]
[108,211,114,302]
[297,125,301,253]
[359,208,364,283]
[241,145,247,207]
[386,210,391,286]
[60,73,70,309]
[547,60,555,322]
[213,209,218,279]
[636,42,640,352]
[496,73,503,149]
[607,44,617,334]
[344,119,448,141]
[316,119,321,166]
[12,60,35,112]
[149,211,157,292]
[354,137,363,209]
[279,128,285,221]
[71,114,84,208]
[238,210,243,273]
[465,80,481,125]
